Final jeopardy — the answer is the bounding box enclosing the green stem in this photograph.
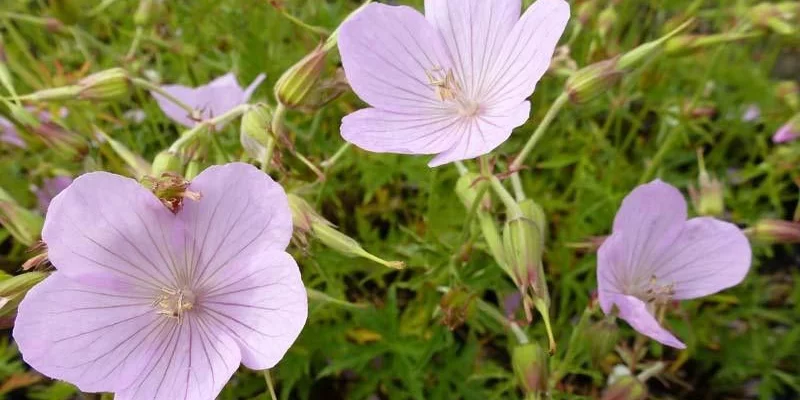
[489,176,522,218]
[510,93,569,172]
[132,77,198,120]
[262,136,276,172]
[125,26,144,60]
[321,142,351,169]
[263,370,278,400]
[168,105,249,153]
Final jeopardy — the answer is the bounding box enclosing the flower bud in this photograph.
[0,187,44,246]
[565,59,623,104]
[294,68,350,113]
[586,318,619,366]
[240,104,274,161]
[602,375,647,400]
[77,68,131,101]
[502,211,547,305]
[665,32,759,57]
[274,46,326,109]
[134,0,159,27]
[151,151,183,176]
[287,194,405,269]
[0,272,47,317]
[746,219,800,244]
[512,342,548,396]
[617,19,693,72]
[773,113,800,143]
[688,151,724,217]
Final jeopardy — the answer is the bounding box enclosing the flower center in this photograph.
[153,287,196,319]
[633,275,675,305]
[425,67,480,117]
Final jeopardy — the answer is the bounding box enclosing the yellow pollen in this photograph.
[425,67,481,117]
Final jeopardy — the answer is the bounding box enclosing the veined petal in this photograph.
[43,172,181,291]
[115,315,240,400]
[200,251,307,370]
[338,3,453,114]
[652,217,751,300]
[153,73,256,128]
[428,101,530,167]
[482,0,569,108]
[604,180,688,289]
[341,107,460,155]
[601,293,686,349]
[13,273,161,393]
[424,0,521,98]
[152,84,200,128]
[178,163,292,288]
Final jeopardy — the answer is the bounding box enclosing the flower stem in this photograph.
[489,175,522,219]
[132,77,198,121]
[125,26,144,60]
[168,105,249,153]
[263,369,278,400]
[321,142,351,169]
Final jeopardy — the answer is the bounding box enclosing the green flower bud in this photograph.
[151,151,183,176]
[502,213,546,304]
[665,33,759,57]
[0,272,47,317]
[77,68,131,101]
[0,188,44,247]
[586,318,619,366]
[19,86,81,102]
[240,104,274,161]
[274,46,326,109]
[565,59,623,104]
[287,194,404,269]
[292,68,350,113]
[602,375,647,400]
[512,342,549,396]
[688,152,724,217]
[746,219,800,244]
[617,19,694,72]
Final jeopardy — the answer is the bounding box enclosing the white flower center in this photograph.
[426,67,480,117]
[632,275,675,305]
[153,287,196,319]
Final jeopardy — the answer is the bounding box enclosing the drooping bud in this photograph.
[0,187,44,246]
[0,272,47,317]
[746,219,800,244]
[77,68,131,101]
[240,103,275,161]
[776,81,799,111]
[287,194,405,269]
[512,342,549,397]
[274,46,326,110]
[142,173,201,214]
[439,286,477,331]
[151,151,183,176]
[688,150,724,217]
[602,375,647,400]
[773,113,800,143]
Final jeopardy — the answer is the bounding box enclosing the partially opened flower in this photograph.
[338,0,570,167]
[14,163,307,399]
[597,180,751,348]
[153,73,266,128]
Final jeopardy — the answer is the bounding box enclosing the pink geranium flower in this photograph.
[772,114,799,143]
[153,73,266,128]
[338,0,570,167]
[14,163,307,399]
[597,180,751,349]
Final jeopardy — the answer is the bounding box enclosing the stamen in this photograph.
[640,275,675,305]
[153,287,195,320]
[425,66,482,117]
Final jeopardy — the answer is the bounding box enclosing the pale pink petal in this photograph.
[652,217,751,300]
[601,293,686,349]
[424,0,521,97]
[114,315,240,400]
[152,84,202,128]
[243,73,267,100]
[0,116,26,148]
[178,163,292,288]
[341,107,460,155]
[338,3,453,114]
[772,118,799,143]
[200,251,307,370]
[482,0,570,109]
[36,175,73,214]
[13,273,161,393]
[428,101,530,167]
[42,172,181,290]
[603,180,687,289]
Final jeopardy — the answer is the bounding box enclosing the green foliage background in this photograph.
[0,0,798,399]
